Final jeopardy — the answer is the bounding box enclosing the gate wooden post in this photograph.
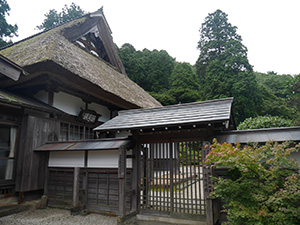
[202,141,214,225]
[118,146,126,217]
[131,135,141,213]
[73,167,80,207]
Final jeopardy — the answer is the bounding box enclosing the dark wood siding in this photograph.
[15,115,59,192]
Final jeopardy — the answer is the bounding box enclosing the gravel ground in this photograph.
[0,208,118,225]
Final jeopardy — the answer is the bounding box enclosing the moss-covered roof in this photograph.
[0,14,161,109]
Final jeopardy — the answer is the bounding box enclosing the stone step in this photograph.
[0,196,18,206]
[0,204,32,218]
[136,214,206,225]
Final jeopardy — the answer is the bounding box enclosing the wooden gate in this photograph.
[140,141,205,218]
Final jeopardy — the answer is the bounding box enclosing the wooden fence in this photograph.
[47,167,133,213]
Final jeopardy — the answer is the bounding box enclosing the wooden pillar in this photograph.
[206,198,214,225]
[202,141,215,225]
[131,134,141,212]
[43,152,50,196]
[170,143,174,212]
[73,167,80,207]
[118,146,126,217]
[83,151,88,204]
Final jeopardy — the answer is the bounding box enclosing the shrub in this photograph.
[237,115,294,130]
[205,140,300,225]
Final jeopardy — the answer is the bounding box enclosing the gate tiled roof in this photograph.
[95,97,234,132]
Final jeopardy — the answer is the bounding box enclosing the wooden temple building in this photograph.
[1,8,300,225]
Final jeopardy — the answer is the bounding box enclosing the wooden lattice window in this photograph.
[59,122,95,141]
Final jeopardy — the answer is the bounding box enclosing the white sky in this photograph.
[5,0,300,75]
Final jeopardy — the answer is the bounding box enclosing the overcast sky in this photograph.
[6,0,300,75]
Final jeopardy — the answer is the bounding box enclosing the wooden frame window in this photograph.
[59,122,95,141]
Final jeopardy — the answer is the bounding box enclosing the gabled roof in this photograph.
[0,10,161,109]
[95,98,234,132]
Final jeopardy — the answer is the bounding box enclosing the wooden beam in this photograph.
[139,130,209,143]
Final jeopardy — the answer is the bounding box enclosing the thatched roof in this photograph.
[0,11,161,109]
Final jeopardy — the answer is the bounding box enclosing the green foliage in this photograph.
[254,72,300,123]
[119,44,175,93]
[205,140,300,224]
[237,115,295,130]
[119,44,203,105]
[179,142,202,165]
[37,3,85,31]
[256,84,296,119]
[255,72,292,98]
[169,62,201,103]
[196,9,260,124]
[148,91,176,106]
[0,0,18,47]
[287,74,300,117]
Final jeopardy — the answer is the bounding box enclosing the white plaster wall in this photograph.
[53,92,85,116]
[34,91,111,122]
[34,90,48,104]
[88,150,132,168]
[89,102,110,122]
[49,151,84,167]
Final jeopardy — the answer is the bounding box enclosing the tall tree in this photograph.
[286,74,300,124]
[119,44,175,93]
[0,0,18,47]
[196,9,260,123]
[37,3,85,31]
[169,62,201,103]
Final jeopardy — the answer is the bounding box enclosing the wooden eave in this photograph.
[0,88,65,115]
[95,98,234,137]
[0,54,28,81]
[23,61,139,110]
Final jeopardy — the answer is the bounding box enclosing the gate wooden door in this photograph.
[140,141,206,218]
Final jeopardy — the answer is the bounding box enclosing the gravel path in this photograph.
[0,208,118,225]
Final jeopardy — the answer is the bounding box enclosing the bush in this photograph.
[237,115,294,130]
[205,140,300,225]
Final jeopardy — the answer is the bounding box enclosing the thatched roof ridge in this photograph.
[0,15,161,109]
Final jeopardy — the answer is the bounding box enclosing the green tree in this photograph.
[119,44,175,93]
[256,84,296,119]
[0,0,18,47]
[287,74,300,114]
[196,10,260,124]
[37,3,85,31]
[255,72,292,98]
[169,62,201,103]
[205,140,300,224]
